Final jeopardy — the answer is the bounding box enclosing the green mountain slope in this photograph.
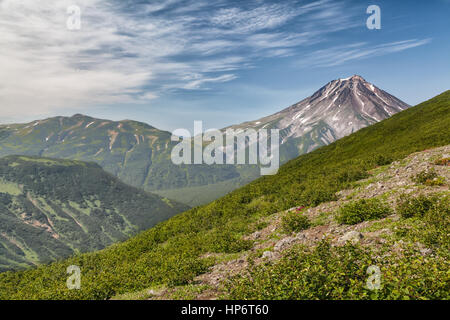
[0,115,257,206]
[0,91,448,299]
[0,156,188,272]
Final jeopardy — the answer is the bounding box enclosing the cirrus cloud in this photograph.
[0,0,430,121]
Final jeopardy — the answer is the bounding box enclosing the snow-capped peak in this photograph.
[228,75,410,154]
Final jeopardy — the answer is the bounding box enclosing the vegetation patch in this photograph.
[396,193,439,218]
[281,209,311,233]
[336,198,392,225]
[225,241,449,300]
[413,168,445,186]
[0,180,22,196]
[396,194,449,255]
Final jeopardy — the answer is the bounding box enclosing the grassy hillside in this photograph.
[0,91,448,299]
[222,145,449,300]
[0,156,188,272]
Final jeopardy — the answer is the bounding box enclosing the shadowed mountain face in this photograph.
[0,155,188,271]
[0,76,409,206]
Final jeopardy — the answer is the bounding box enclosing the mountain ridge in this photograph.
[0,113,247,197]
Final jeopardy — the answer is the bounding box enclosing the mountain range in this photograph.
[0,76,410,206]
[0,114,255,206]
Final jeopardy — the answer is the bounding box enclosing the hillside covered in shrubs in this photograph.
[0,156,188,272]
[0,91,448,299]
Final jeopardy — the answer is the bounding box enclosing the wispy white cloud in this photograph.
[296,39,432,68]
[181,74,238,90]
[209,3,299,33]
[0,0,427,120]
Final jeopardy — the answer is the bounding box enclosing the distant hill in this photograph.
[0,156,188,272]
[0,76,409,206]
[0,90,447,300]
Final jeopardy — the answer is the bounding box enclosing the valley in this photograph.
[0,155,188,271]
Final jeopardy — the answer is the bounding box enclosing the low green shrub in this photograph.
[335,167,370,184]
[255,221,268,231]
[432,176,445,186]
[208,229,253,254]
[396,194,449,254]
[413,168,445,186]
[396,194,439,218]
[373,154,393,166]
[336,198,392,225]
[301,188,337,207]
[281,211,311,234]
[421,197,449,250]
[225,240,450,300]
[226,241,373,299]
[414,168,438,184]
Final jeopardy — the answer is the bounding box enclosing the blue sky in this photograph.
[1,0,449,132]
